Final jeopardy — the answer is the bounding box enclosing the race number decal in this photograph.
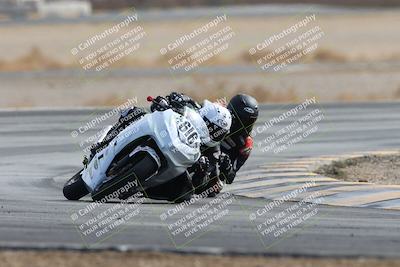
[176,118,200,148]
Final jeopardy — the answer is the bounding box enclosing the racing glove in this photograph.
[168,92,186,111]
[150,96,170,112]
[167,92,201,112]
[219,153,236,184]
[219,154,232,174]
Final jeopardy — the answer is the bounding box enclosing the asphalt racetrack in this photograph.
[0,102,399,257]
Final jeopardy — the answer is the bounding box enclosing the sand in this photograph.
[1,251,400,267]
[316,154,400,185]
[1,10,400,107]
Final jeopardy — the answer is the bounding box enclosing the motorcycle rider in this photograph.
[87,93,232,202]
[87,92,258,202]
[218,94,259,185]
[143,93,259,200]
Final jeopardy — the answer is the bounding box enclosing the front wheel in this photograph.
[92,153,159,202]
[63,170,89,200]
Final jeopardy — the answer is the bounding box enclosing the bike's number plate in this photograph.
[176,117,200,148]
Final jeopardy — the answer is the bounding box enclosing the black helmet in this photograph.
[227,94,259,134]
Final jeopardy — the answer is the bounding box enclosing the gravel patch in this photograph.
[316,154,400,185]
[1,251,400,267]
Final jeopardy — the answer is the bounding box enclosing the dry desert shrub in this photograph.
[178,77,299,104]
[305,48,347,63]
[239,47,348,65]
[84,93,126,107]
[336,92,358,102]
[252,86,298,102]
[157,48,226,67]
[0,46,63,71]
[393,86,400,99]
[239,49,273,63]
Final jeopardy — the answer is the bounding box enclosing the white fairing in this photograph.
[98,125,112,143]
[81,108,204,192]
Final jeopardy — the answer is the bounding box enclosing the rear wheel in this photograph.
[63,170,89,200]
[92,153,159,202]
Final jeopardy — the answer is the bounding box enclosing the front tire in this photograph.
[63,170,89,200]
[92,153,159,202]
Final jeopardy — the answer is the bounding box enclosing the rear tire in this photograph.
[92,153,158,202]
[63,170,89,200]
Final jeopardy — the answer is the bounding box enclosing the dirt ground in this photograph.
[1,11,400,62]
[1,251,400,267]
[1,11,400,107]
[316,154,400,185]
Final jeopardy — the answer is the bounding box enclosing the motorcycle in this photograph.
[63,97,209,202]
